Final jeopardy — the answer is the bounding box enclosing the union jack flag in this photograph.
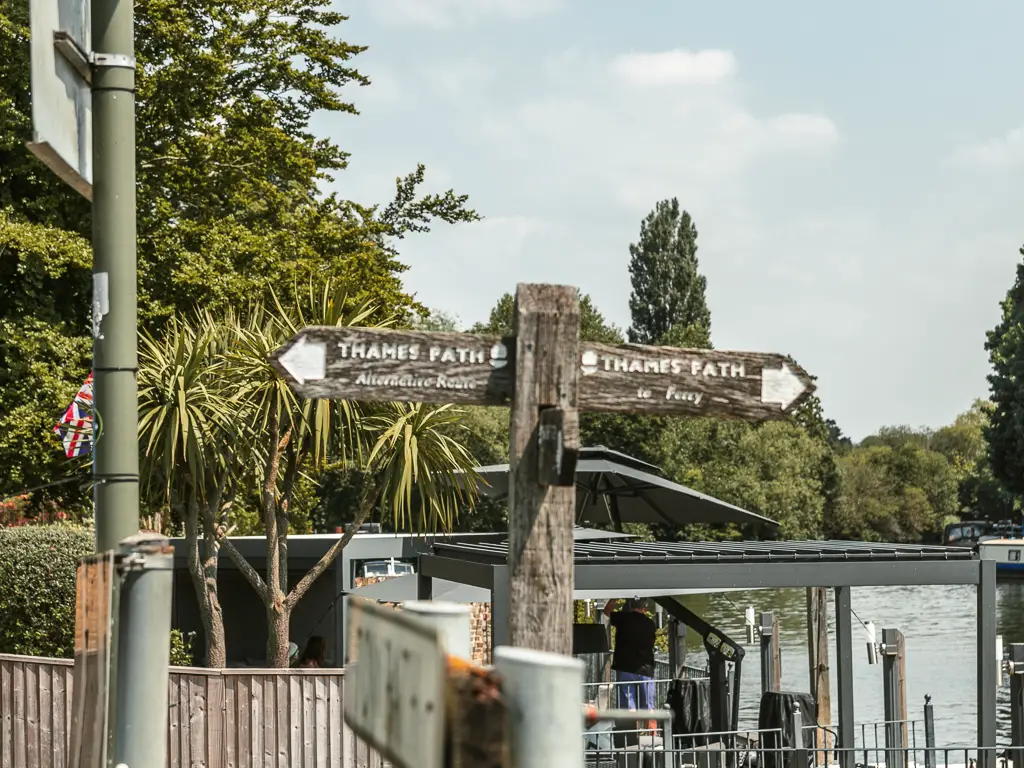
[53,373,93,459]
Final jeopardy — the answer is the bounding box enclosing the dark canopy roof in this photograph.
[473,446,778,530]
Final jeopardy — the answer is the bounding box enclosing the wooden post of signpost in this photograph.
[507,285,580,655]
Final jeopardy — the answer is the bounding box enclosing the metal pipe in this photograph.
[494,646,584,768]
[978,560,998,768]
[112,534,173,768]
[834,585,856,768]
[924,695,936,768]
[404,601,471,659]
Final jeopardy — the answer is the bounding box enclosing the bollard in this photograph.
[494,646,584,768]
[404,601,472,659]
[112,534,174,768]
[924,695,936,768]
[791,703,807,768]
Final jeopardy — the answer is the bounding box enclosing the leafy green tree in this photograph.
[0,215,92,512]
[1,1,480,513]
[137,313,240,666]
[471,292,624,344]
[659,418,827,539]
[986,256,1024,498]
[212,285,482,667]
[833,443,957,542]
[627,199,711,346]
[933,401,1016,522]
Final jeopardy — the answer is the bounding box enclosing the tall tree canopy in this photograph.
[0,1,478,512]
[627,198,711,346]
[985,246,1024,498]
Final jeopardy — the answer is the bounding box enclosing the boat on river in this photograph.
[979,537,1024,578]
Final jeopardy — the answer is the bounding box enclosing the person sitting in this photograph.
[296,636,326,668]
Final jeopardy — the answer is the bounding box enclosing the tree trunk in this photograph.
[185,496,226,667]
[200,507,226,668]
[266,599,291,668]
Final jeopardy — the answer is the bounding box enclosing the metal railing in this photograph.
[582,708,1005,768]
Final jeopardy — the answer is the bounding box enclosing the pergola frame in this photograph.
[417,540,998,765]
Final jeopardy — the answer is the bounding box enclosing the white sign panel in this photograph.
[28,0,93,199]
[344,599,446,768]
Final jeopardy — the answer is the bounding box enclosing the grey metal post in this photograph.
[667,618,684,679]
[492,566,510,654]
[91,0,139,554]
[1009,645,1024,768]
[923,695,936,768]
[791,703,807,768]
[494,646,584,768]
[882,628,906,768]
[834,586,855,768]
[760,610,776,695]
[978,559,998,768]
[113,534,172,768]
[417,570,434,600]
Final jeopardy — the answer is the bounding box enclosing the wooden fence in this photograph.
[0,654,388,768]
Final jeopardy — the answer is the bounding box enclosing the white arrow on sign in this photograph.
[278,335,326,385]
[760,363,808,410]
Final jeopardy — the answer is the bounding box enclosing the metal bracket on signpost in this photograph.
[537,407,579,487]
[92,52,136,69]
[53,31,92,83]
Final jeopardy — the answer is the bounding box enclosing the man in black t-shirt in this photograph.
[603,598,657,711]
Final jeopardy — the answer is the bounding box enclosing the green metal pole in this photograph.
[91,0,138,552]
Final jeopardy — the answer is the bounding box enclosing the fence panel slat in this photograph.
[0,656,381,768]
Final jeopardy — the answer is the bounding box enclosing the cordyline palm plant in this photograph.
[137,312,241,667]
[218,282,482,667]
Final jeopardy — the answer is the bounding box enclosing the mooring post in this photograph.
[1009,644,1024,768]
[923,695,936,768]
[508,284,580,656]
[881,628,908,768]
[760,611,780,694]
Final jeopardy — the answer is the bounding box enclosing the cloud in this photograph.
[951,126,1024,169]
[366,0,562,28]
[474,48,839,209]
[610,49,737,88]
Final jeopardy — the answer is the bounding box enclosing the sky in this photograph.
[319,0,1024,441]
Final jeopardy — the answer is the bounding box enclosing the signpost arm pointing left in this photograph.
[279,335,327,385]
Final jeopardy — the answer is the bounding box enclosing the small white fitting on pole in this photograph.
[997,635,1004,688]
[494,646,584,768]
[865,621,878,665]
[745,605,756,644]
[404,601,472,660]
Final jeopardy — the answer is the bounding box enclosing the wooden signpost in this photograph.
[272,282,815,758]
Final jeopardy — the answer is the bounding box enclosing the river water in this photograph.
[675,583,1024,747]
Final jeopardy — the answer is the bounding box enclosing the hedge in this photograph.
[0,524,94,658]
